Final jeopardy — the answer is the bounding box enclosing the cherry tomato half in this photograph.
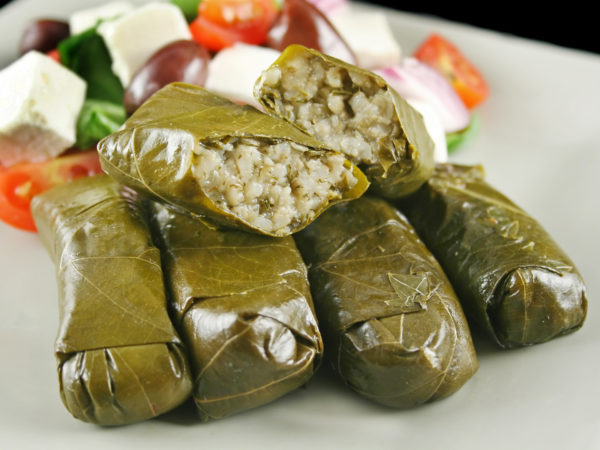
[46,48,61,63]
[414,33,489,109]
[0,150,103,232]
[189,0,277,52]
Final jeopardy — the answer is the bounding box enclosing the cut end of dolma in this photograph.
[400,163,588,348]
[31,175,193,426]
[98,82,368,237]
[148,202,323,421]
[490,266,587,348]
[58,343,191,426]
[294,196,478,408]
[254,44,435,199]
[192,136,360,235]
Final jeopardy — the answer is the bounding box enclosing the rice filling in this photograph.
[193,137,357,235]
[258,54,406,167]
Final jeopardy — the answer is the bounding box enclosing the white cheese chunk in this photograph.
[97,2,192,87]
[206,43,281,109]
[329,9,401,70]
[0,51,86,167]
[69,1,134,35]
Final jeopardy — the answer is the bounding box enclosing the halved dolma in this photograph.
[148,202,323,421]
[294,196,477,408]
[400,164,588,348]
[31,175,193,426]
[254,44,435,199]
[97,82,368,237]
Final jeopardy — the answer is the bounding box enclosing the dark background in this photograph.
[367,1,598,55]
[1,0,598,54]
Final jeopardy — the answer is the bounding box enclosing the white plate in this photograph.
[1,1,599,449]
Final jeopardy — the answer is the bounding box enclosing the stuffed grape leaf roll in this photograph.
[148,202,323,421]
[254,44,435,199]
[294,196,477,408]
[400,164,588,348]
[30,175,193,426]
[97,82,368,237]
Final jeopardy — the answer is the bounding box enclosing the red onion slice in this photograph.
[375,57,470,133]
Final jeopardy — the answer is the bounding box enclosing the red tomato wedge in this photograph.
[46,48,61,63]
[190,0,277,52]
[414,33,489,109]
[0,150,104,232]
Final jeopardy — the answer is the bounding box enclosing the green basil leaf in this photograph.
[76,99,126,149]
[446,111,481,153]
[58,27,124,104]
[170,0,201,21]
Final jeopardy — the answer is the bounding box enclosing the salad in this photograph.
[0,0,488,232]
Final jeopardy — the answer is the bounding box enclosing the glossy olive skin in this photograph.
[266,0,356,64]
[123,40,210,115]
[19,19,70,55]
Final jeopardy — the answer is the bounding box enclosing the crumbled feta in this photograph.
[97,2,192,87]
[0,51,86,167]
[328,9,401,69]
[69,1,134,35]
[206,43,281,108]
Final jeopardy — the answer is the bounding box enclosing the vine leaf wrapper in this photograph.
[399,164,588,348]
[294,196,478,407]
[148,202,323,421]
[31,175,193,426]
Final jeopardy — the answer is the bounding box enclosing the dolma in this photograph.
[148,202,323,421]
[400,164,588,348]
[294,196,478,408]
[98,82,368,237]
[254,44,435,199]
[31,175,193,426]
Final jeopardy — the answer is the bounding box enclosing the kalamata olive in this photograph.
[266,0,356,64]
[19,19,70,55]
[123,40,210,115]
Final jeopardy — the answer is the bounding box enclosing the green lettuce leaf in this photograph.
[75,99,126,149]
[58,27,124,104]
[446,112,481,153]
[170,0,201,21]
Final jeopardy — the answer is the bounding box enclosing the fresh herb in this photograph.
[58,27,124,104]
[58,27,126,148]
[170,0,201,22]
[75,99,126,150]
[446,112,481,153]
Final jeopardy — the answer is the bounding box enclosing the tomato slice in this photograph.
[190,16,247,51]
[414,33,489,109]
[0,150,103,232]
[46,48,61,63]
[190,0,277,51]
[201,0,276,27]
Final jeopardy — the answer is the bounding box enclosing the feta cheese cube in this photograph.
[97,2,192,87]
[329,9,402,69]
[206,43,281,108]
[69,1,135,35]
[0,51,86,167]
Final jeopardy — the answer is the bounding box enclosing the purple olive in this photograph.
[19,19,70,55]
[124,40,210,115]
[266,0,356,64]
